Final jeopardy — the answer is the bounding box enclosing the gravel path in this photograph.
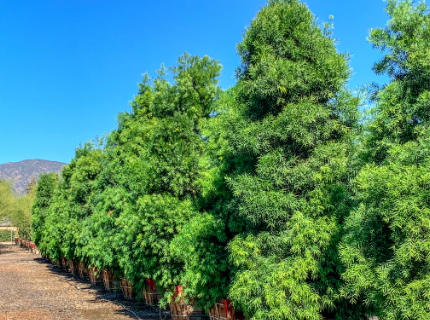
[0,244,164,320]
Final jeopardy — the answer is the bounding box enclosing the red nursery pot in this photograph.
[148,279,156,292]
[29,243,38,254]
[223,299,233,319]
[171,285,184,303]
[176,285,183,295]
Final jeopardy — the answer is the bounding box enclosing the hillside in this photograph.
[0,159,66,195]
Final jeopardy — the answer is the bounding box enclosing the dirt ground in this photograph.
[0,244,164,320]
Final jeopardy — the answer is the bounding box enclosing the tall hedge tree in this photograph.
[221,0,361,319]
[83,53,222,297]
[170,88,242,309]
[340,1,430,319]
[32,173,60,258]
[32,143,103,262]
[58,143,104,261]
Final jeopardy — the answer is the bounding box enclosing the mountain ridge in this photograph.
[0,159,66,195]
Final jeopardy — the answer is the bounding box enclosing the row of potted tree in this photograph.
[16,237,39,254]
[31,0,430,319]
[41,251,242,320]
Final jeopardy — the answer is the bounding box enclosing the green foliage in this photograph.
[87,54,223,297]
[364,0,430,163]
[169,88,246,309]
[31,1,430,319]
[32,143,103,262]
[0,180,15,221]
[78,186,131,274]
[221,1,361,319]
[0,179,35,239]
[32,53,222,304]
[171,211,231,308]
[32,173,60,258]
[115,194,195,298]
[0,230,12,242]
[12,189,35,239]
[236,0,349,120]
[340,1,430,319]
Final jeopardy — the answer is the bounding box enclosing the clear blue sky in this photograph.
[0,0,394,164]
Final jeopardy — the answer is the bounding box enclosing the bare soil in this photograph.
[0,244,164,320]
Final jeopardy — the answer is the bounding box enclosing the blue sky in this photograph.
[1,0,393,164]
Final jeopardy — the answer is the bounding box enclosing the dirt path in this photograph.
[0,244,161,320]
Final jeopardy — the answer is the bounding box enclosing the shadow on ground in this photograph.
[34,257,169,320]
[0,244,168,320]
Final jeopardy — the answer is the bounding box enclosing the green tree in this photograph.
[32,173,60,256]
[0,178,36,239]
[211,1,361,319]
[32,142,103,262]
[340,1,430,319]
[12,184,36,239]
[0,180,14,221]
[169,88,244,309]
[79,53,222,299]
[59,143,103,261]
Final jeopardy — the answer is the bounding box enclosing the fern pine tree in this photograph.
[59,142,104,261]
[339,1,430,319]
[87,53,222,298]
[169,88,242,309]
[32,173,59,258]
[32,143,103,262]
[215,1,361,319]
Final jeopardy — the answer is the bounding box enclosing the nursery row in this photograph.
[15,240,240,320]
[15,237,39,254]
[54,257,244,320]
[32,1,430,319]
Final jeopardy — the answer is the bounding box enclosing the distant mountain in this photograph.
[0,159,66,195]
